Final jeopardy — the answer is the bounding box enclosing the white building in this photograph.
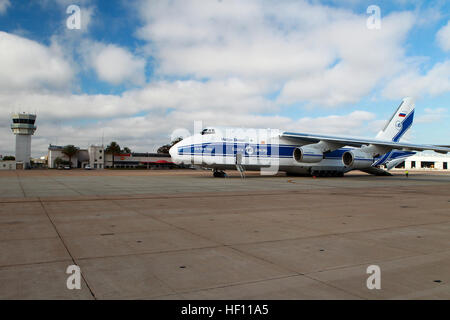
[48,145,74,168]
[48,145,104,169]
[390,152,450,171]
[88,145,105,169]
[0,160,16,170]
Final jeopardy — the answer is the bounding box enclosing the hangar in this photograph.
[390,152,450,171]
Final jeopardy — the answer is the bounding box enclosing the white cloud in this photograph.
[437,21,450,52]
[416,107,447,123]
[37,0,95,33]
[134,79,272,113]
[0,78,271,124]
[293,111,376,136]
[77,6,95,34]
[0,32,73,92]
[136,0,414,107]
[0,0,10,15]
[84,43,146,86]
[0,92,139,122]
[382,19,450,99]
[382,61,450,99]
[415,7,442,26]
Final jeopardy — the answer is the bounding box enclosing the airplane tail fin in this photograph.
[376,97,415,142]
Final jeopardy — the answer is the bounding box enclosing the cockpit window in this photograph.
[201,128,215,135]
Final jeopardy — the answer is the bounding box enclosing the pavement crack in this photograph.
[38,200,97,300]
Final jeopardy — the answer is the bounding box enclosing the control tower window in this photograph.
[13,119,35,124]
[201,128,215,135]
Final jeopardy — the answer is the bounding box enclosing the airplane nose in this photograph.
[169,143,179,162]
[169,145,177,158]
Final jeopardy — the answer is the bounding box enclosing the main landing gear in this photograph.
[213,170,226,178]
[310,170,344,177]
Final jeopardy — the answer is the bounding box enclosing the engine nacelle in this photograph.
[293,146,323,163]
[342,150,374,169]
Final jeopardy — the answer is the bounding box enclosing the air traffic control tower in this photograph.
[11,113,37,169]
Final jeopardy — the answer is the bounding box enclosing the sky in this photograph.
[0,0,449,157]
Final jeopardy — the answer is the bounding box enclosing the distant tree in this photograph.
[62,145,78,167]
[123,147,131,154]
[105,141,121,154]
[2,156,15,160]
[105,141,121,168]
[157,137,183,154]
[54,157,66,167]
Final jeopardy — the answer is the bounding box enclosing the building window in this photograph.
[395,161,405,169]
[99,156,102,159]
[421,161,434,169]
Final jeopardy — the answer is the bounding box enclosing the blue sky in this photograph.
[0,0,449,156]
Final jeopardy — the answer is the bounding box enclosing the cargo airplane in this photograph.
[169,98,450,177]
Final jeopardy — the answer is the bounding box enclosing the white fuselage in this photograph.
[171,128,365,175]
[169,128,415,175]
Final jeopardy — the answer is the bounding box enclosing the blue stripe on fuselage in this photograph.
[179,143,351,159]
[178,143,415,166]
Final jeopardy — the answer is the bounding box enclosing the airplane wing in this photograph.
[282,132,450,154]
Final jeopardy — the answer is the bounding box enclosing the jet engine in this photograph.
[293,146,323,163]
[342,149,374,169]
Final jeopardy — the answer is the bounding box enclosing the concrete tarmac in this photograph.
[0,169,449,299]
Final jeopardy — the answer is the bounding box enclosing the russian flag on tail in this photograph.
[399,113,406,117]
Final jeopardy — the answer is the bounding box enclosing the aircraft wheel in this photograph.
[213,171,226,178]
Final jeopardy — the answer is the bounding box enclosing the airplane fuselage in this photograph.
[169,128,414,176]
